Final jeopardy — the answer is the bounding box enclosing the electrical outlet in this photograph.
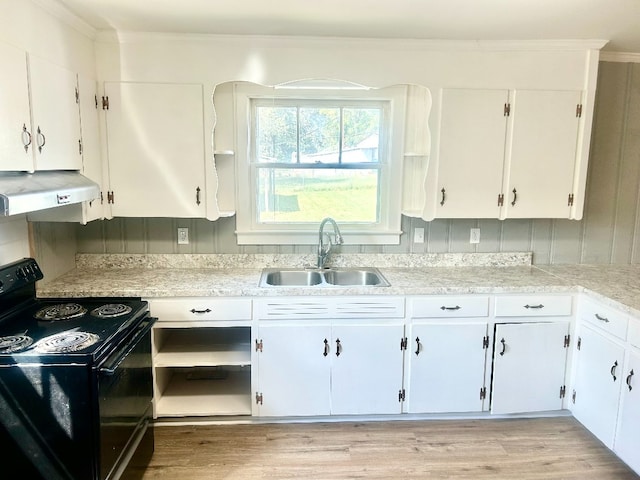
[177,227,189,245]
[470,228,480,244]
[414,227,425,244]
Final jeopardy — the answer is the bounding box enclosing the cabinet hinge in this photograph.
[576,104,583,118]
[400,337,408,351]
[107,191,114,204]
[568,193,574,206]
[504,103,511,116]
[577,336,582,351]
[75,87,79,104]
[482,336,489,349]
[572,389,577,404]
[398,389,405,402]
[94,94,98,109]
[497,194,504,207]
[560,385,566,398]
[255,392,263,405]
[78,139,83,155]
[480,387,486,400]
[564,334,571,348]
[255,339,263,352]
[102,96,109,110]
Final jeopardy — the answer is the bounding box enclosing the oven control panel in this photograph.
[0,258,43,294]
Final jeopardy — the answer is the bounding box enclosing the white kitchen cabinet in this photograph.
[571,324,625,448]
[255,323,332,417]
[102,82,207,218]
[615,348,640,473]
[0,41,33,171]
[433,88,582,220]
[407,322,489,413]
[28,54,82,171]
[255,321,405,417]
[503,89,582,218]
[491,321,570,414]
[149,298,252,418]
[435,89,508,218]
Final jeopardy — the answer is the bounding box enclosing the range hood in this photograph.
[0,171,100,216]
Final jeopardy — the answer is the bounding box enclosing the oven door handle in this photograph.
[99,318,156,376]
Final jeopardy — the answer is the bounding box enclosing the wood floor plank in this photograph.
[126,418,639,479]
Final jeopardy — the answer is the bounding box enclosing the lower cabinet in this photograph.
[615,349,640,472]
[491,321,570,414]
[255,322,405,416]
[571,324,625,448]
[407,322,489,413]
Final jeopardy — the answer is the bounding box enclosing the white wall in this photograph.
[0,216,30,264]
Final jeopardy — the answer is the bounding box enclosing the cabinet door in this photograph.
[256,324,331,416]
[503,89,581,218]
[77,75,104,222]
[0,41,33,171]
[29,55,82,170]
[435,89,508,218]
[571,325,625,448]
[615,349,640,473]
[104,82,206,218]
[407,322,488,413]
[330,324,404,415]
[491,322,569,414]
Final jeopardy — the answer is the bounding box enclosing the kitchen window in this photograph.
[233,82,406,245]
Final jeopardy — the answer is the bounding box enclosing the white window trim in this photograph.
[233,82,407,245]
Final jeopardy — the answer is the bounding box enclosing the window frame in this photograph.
[233,82,406,245]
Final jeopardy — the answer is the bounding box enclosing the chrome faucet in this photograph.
[317,217,344,268]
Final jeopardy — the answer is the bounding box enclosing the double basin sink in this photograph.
[259,267,390,287]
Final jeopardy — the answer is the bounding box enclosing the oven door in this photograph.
[97,316,155,480]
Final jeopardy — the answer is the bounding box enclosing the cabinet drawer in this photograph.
[149,298,252,322]
[494,295,572,317]
[409,296,489,318]
[629,319,640,349]
[579,297,628,340]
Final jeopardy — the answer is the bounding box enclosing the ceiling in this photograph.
[51,0,640,53]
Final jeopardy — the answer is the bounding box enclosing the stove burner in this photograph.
[35,303,87,322]
[91,303,133,318]
[0,335,34,354]
[35,331,99,353]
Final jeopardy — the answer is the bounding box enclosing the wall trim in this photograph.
[600,51,640,63]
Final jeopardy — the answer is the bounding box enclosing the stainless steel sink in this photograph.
[259,267,390,287]
[262,270,324,287]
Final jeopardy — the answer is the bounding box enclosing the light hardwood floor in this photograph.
[130,417,639,479]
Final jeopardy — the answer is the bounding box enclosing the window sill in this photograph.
[235,229,403,245]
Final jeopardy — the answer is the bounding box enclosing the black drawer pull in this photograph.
[190,308,212,314]
[594,313,610,323]
[524,304,544,309]
[627,370,634,391]
[499,338,506,356]
[611,361,619,381]
[440,305,461,311]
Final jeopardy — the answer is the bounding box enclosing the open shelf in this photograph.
[155,366,252,417]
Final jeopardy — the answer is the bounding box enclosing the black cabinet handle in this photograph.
[499,338,506,356]
[440,305,461,311]
[595,313,610,323]
[196,186,201,205]
[415,337,421,356]
[626,369,634,391]
[440,188,446,206]
[323,339,329,357]
[611,361,619,381]
[21,124,31,152]
[335,338,342,357]
[511,188,517,206]
[36,126,46,153]
[190,308,211,314]
[524,304,544,309]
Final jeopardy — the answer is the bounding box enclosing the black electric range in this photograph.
[0,258,156,480]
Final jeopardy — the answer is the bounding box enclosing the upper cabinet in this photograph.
[0,42,33,171]
[102,82,208,218]
[431,88,584,220]
[0,41,82,173]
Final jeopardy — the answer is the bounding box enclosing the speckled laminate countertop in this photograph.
[35,253,640,317]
